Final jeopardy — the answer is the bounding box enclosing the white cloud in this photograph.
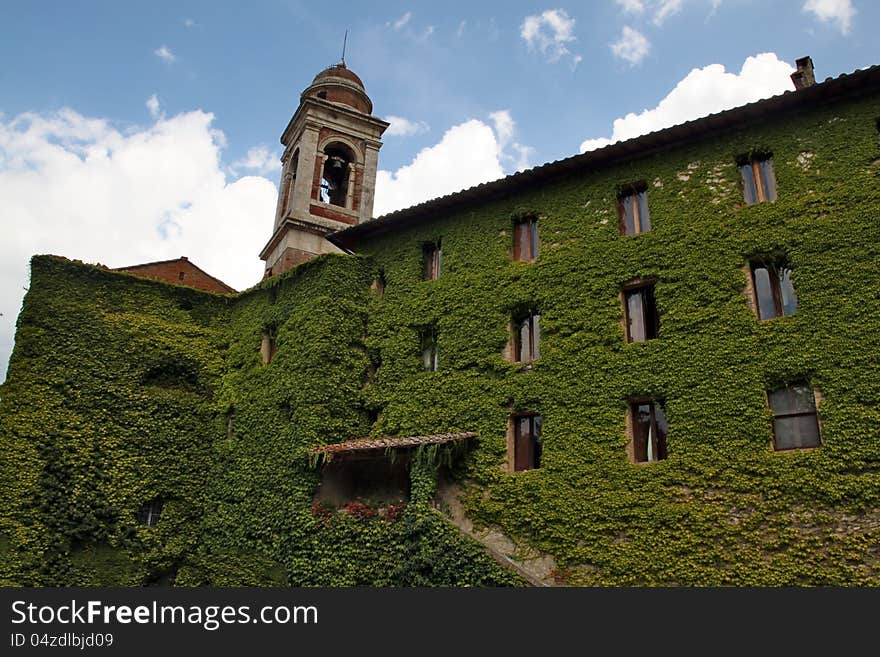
[231,145,280,176]
[0,108,278,380]
[146,94,161,119]
[154,45,176,64]
[615,0,645,13]
[374,111,532,216]
[653,0,684,24]
[580,52,795,152]
[520,9,578,63]
[183,18,195,28]
[489,110,533,172]
[803,0,855,34]
[611,26,650,65]
[392,12,412,30]
[384,116,430,138]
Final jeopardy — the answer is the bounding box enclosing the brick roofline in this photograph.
[114,256,237,294]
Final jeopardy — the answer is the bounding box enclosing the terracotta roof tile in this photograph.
[310,432,477,455]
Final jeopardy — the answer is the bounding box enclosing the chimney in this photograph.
[790,56,816,90]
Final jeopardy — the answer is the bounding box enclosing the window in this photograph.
[738,154,777,204]
[629,401,668,463]
[750,260,797,320]
[420,326,438,372]
[423,240,442,280]
[372,269,386,298]
[513,217,539,262]
[261,327,277,365]
[319,144,353,207]
[623,283,659,342]
[768,384,821,450]
[178,271,185,281]
[510,414,542,471]
[618,184,651,235]
[137,499,163,527]
[513,311,541,364]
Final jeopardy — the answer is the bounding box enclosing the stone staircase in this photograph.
[433,478,557,587]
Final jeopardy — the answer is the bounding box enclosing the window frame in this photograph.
[260,327,277,365]
[422,240,442,281]
[419,325,439,372]
[512,217,539,262]
[508,413,543,472]
[137,499,164,527]
[767,384,822,451]
[627,399,668,463]
[512,311,541,364]
[749,259,797,320]
[622,281,659,343]
[738,154,777,205]
[617,184,651,236]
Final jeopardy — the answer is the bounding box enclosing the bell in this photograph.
[329,156,345,170]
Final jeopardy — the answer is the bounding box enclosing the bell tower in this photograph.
[260,62,389,277]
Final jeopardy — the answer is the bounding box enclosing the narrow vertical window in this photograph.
[511,413,542,471]
[423,240,441,280]
[226,407,235,441]
[513,217,539,262]
[372,269,386,298]
[768,384,821,450]
[261,327,277,365]
[137,498,164,527]
[750,260,797,320]
[630,401,668,463]
[618,184,651,235]
[623,283,659,342]
[420,326,438,372]
[739,154,777,204]
[513,311,541,364]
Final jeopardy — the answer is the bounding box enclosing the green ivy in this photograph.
[1,91,879,586]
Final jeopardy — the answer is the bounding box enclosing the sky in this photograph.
[0,0,876,381]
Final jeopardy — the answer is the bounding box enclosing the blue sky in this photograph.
[0,0,876,380]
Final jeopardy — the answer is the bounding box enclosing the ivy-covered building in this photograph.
[1,57,879,586]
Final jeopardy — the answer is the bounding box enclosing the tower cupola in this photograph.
[259,62,388,278]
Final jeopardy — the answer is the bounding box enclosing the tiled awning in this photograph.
[310,432,477,456]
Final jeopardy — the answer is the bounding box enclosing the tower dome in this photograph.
[301,62,373,114]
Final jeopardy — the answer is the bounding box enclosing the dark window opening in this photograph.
[750,260,797,320]
[769,383,821,450]
[423,240,442,280]
[512,414,542,471]
[630,400,668,463]
[738,153,777,204]
[513,217,539,262]
[618,183,651,235]
[419,325,439,372]
[624,283,659,342]
[261,327,277,365]
[178,271,185,281]
[317,90,328,99]
[513,311,541,364]
[137,498,163,527]
[142,359,200,390]
[319,145,352,207]
[315,454,411,506]
[226,407,235,441]
[372,269,386,297]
